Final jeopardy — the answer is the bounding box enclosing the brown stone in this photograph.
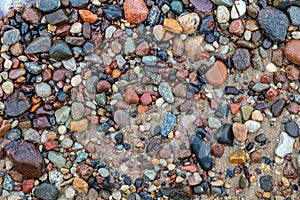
[111,69,121,79]
[70,118,89,132]
[72,178,89,193]
[135,41,150,56]
[204,60,228,88]
[287,102,299,114]
[250,150,262,163]
[0,120,11,137]
[10,43,24,56]
[42,68,52,81]
[4,141,45,178]
[229,149,247,164]
[284,40,300,66]
[286,65,299,80]
[96,80,111,93]
[172,37,184,57]
[22,8,42,24]
[124,88,139,104]
[245,19,259,31]
[124,0,149,24]
[140,92,152,106]
[283,161,298,180]
[261,74,271,84]
[229,19,244,36]
[56,24,71,36]
[33,116,51,129]
[83,22,91,39]
[232,122,248,142]
[159,148,171,159]
[79,10,98,23]
[52,68,66,82]
[179,100,192,112]
[211,143,224,158]
[272,49,283,66]
[163,18,183,34]
[65,36,85,46]
[265,86,278,100]
[77,164,94,180]
[273,71,287,84]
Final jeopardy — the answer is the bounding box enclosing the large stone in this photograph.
[22,8,42,24]
[25,36,51,54]
[257,7,289,42]
[190,0,213,14]
[190,134,212,171]
[4,141,45,178]
[124,0,149,24]
[33,183,58,200]
[275,132,295,157]
[46,9,68,25]
[204,60,227,88]
[4,91,31,117]
[284,40,300,66]
[273,0,300,9]
[287,6,300,26]
[3,29,20,46]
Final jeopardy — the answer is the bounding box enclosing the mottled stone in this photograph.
[204,61,227,88]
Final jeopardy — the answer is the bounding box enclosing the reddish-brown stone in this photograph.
[135,41,150,56]
[33,116,51,129]
[124,88,139,104]
[273,71,287,84]
[4,141,45,178]
[250,150,262,163]
[42,68,52,81]
[124,0,149,24]
[83,22,91,39]
[179,100,193,112]
[229,19,244,36]
[176,70,189,80]
[53,68,66,82]
[204,61,228,88]
[210,98,219,110]
[96,80,111,93]
[22,179,34,194]
[287,102,299,114]
[260,74,271,84]
[44,140,58,151]
[283,161,298,180]
[265,86,278,100]
[56,24,71,36]
[230,103,240,115]
[79,10,98,23]
[0,120,11,137]
[284,40,300,66]
[272,49,283,66]
[286,65,299,80]
[211,143,224,158]
[77,164,94,180]
[140,92,152,106]
[180,164,198,173]
[22,8,42,24]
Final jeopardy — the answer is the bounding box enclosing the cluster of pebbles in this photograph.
[0,0,300,199]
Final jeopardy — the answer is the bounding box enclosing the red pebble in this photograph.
[22,179,34,194]
[44,140,58,150]
[260,74,271,84]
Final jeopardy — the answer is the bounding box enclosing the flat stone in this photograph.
[55,106,70,124]
[36,83,52,98]
[252,83,270,92]
[79,9,98,23]
[102,4,122,21]
[114,110,130,128]
[190,134,212,171]
[204,60,227,88]
[188,172,203,186]
[124,88,139,104]
[273,0,300,9]
[70,0,89,8]
[144,169,156,181]
[3,29,20,46]
[284,40,300,66]
[46,9,68,25]
[4,141,45,178]
[33,183,58,200]
[241,106,254,121]
[190,0,213,14]
[25,36,52,54]
[231,0,246,19]
[161,112,176,137]
[70,119,89,132]
[208,117,222,129]
[284,121,299,138]
[22,8,42,24]
[257,7,289,42]
[36,0,61,12]
[271,99,285,117]
[48,151,66,168]
[158,82,174,104]
[251,110,263,121]
[4,91,31,117]
[211,0,233,6]
[244,120,261,133]
[275,132,295,157]
[232,122,248,142]
[184,35,204,57]
[287,6,300,26]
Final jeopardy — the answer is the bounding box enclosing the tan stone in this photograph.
[229,149,247,164]
[70,118,89,132]
[72,178,89,193]
[232,122,248,142]
[204,61,228,88]
[163,18,183,34]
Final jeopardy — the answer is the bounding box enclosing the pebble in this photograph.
[2,80,14,94]
[158,82,174,104]
[275,132,295,158]
[124,0,149,24]
[245,120,261,133]
[216,6,230,24]
[190,134,212,171]
[251,110,263,121]
[55,106,70,124]
[204,61,227,88]
[124,88,139,104]
[4,141,45,178]
[217,124,234,145]
[208,117,222,129]
[163,18,183,34]
[260,176,272,192]
[231,0,246,19]
[284,40,300,66]
[35,83,52,98]
[229,149,246,164]
[144,169,156,181]
[284,121,299,138]
[22,8,42,24]
[36,0,60,12]
[3,175,14,191]
[70,118,89,132]
[153,25,165,41]
[257,7,289,42]
[232,48,251,70]
[147,5,161,26]
[4,91,31,117]
[33,183,58,200]
[102,5,123,21]
[25,36,52,54]
[211,0,233,6]
[161,112,176,137]
[271,99,285,117]
[3,29,20,46]
[48,151,66,168]
[114,110,131,128]
[287,6,300,26]
[46,9,68,25]
[70,22,82,34]
[172,37,184,57]
[190,0,213,14]
[70,0,89,8]
[50,40,73,61]
[232,122,248,142]
[98,168,110,178]
[241,106,254,121]
[229,19,244,36]
[177,13,200,34]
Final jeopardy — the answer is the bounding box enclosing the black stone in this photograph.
[157,50,168,62]
[70,0,89,8]
[255,133,267,143]
[199,15,214,34]
[4,91,31,117]
[217,123,233,145]
[147,5,161,26]
[190,134,212,171]
[49,40,72,61]
[260,175,272,192]
[271,99,285,117]
[257,7,289,42]
[102,5,123,21]
[33,183,58,200]
[284,121,299,138]
[225,86,240,95]
[114,133,123,144]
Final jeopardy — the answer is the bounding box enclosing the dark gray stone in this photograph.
[4,91,31,117]
[190,134,212,171]
[3,29,20,46]
[36,0,61,12]
[46,9,68,25]
[50,40,72,61]
[260,175,272,192]
[287,6,300,26]
[70,0,89,8]
[33,183,58,200]
[25,36,51,54]
[284,121,299,138]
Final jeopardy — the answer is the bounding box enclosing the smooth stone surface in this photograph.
[257,7,289,42]
[217,123,233,145]
[114,110,131,128]
[45,9,68,25]
[161,112,176,137]
[35,83,52,98]
[36,0,61,12]
[3,29,20,46]
[102,4,122,21]
[71,102,85,120]
[190,0,213,14]
[231,0,246,19]
[124,0,149,24]
[271,99,285,117]
[211,0,233,6]
[275,132,295,157]
[232,122,248,142]
[25,62,42,74]
[204,60,227,88]
[70,0,89,8]
[50,40,73,61]
[287,6,300,26]
[48,151,66,168]
[260,176,272,192]
[55,106,70,124]
[33,183,58,200]
[241,106,254,121]
[284,121,299,138]
[216,5,230,24]
[244,120,261,133]
[284,40,300,66]
[190,134,212,171]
